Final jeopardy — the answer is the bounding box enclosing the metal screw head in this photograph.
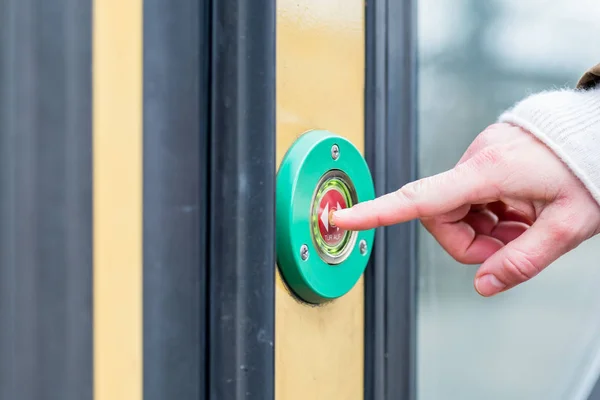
[300,244,309,261]
[359,240,368,255]
[331,144,340,160]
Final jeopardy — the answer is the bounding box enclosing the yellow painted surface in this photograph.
[276,1,365,399]
[93,0,143,399]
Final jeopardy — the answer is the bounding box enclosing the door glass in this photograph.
[417,1,600,399]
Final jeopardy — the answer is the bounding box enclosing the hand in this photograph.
[333,123,600,296]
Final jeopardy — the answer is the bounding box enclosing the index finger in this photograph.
[333,160,500,230]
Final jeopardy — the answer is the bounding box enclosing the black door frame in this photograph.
[143,0,276,399]
[364,0,418,399]
[143,0,211,398]
[207,0,276,399]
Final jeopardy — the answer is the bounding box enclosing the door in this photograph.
[1,0,417,399]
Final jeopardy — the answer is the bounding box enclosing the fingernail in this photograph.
[332,208,352,220]
[475,274,506,296]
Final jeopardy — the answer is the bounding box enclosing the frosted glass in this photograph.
[417,1,600,399]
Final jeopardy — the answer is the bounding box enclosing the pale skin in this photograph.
[333,122,600,297]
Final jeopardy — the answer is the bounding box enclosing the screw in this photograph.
[331,144,340,160]
[359,240,368,255]
[300,244,309,261]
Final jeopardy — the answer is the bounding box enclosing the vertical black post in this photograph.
[143,0,210,399]
[364,0,388,397]
[208,1,276,399]
[0,0,93,399]
[364,0,418,398]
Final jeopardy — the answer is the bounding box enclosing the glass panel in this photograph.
[417,1,600,399]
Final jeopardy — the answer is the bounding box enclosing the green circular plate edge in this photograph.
[276,129,376,304]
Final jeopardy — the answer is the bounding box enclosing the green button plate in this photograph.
[276,129,376,304]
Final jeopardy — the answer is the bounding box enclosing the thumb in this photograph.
[474,212,578,296]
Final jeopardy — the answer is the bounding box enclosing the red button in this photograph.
[317,188,348,247]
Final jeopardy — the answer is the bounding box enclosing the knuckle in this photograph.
[453,161,502,202]
[478,125,502,142]
[396,182,424,214]
[547,217,579,243]
[399,173,449,216]
[452,251,473,265]
[552,222,575,241]
[469,132,491,151]
[502,248,541,283]
[474,146,506,168]
[397,175,449,218]
[399,181,420,201]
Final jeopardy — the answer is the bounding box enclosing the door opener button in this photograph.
[311,171,357,264]
[317,184,347,247]
[276,130,375,304]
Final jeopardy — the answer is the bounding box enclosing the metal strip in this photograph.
[364,0,418,398]
[93,0,143,398]
[143,0,210,399]
[208,0,276,399]
[0,0,93,398]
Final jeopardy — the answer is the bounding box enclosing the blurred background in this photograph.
[417,0,600,399]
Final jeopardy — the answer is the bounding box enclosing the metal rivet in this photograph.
[331,144,340,160]
[359,240,368,255]
[300,244,309,261]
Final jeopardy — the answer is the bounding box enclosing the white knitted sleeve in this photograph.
[498,87,600,205]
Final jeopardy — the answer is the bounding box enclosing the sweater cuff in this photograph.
[498,87,600,206]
